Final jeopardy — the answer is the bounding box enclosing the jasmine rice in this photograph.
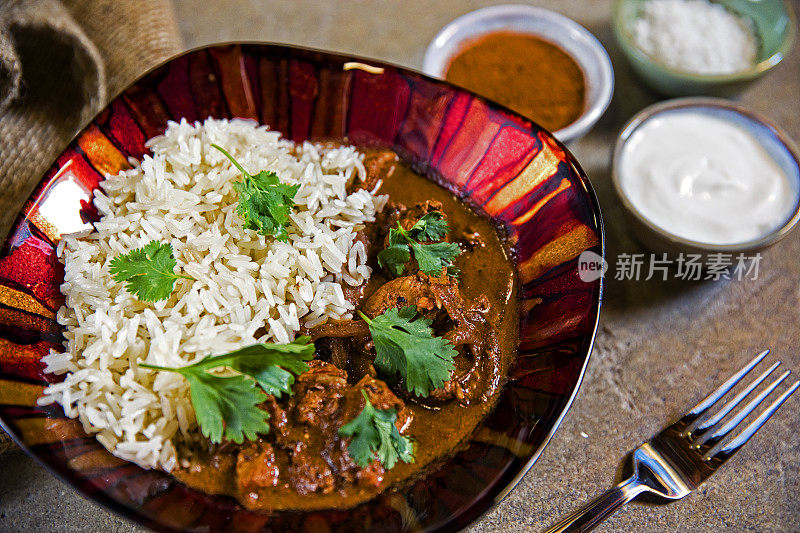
[38,118,386,470]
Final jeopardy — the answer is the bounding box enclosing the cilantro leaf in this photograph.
[411,211,450,242]
[377,211,461,277]
[339,389,414,469]
[140,338,314,443]
[188,336,315,398]
[109,240,192,302]
[359,307,457,397]
[212,144,300,241]
[410,241,462,276]
[233,173,299,241]
[184,371,270,444]
[376,243,411,277]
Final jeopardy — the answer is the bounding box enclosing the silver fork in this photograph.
[545,350,799,532]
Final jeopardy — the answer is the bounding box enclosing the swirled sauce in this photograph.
[618,111,797,245]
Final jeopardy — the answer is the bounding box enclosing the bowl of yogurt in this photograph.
[612,97,800,255]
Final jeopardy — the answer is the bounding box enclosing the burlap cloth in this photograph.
[0,0,182,454]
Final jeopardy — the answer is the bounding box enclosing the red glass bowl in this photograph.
[0,44,603,532]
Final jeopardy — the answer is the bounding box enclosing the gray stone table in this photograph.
[1,1,798,531]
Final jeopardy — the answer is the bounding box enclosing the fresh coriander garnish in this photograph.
[109,240,193,302]
[358,307,457,397]
[140,337,314,444]
[377,211,461,277]
[338,389,414,469]
[211,143,300,241]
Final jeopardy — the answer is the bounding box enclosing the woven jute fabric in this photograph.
[0,0,182,454]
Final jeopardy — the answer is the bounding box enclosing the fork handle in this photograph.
[543,477,647,532]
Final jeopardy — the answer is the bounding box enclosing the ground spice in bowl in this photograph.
[444,31,586,132]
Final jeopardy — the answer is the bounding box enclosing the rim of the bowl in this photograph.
[612,0,797,82]
[490,166,605,505]
[421,4,615,143]
[611,96,800,252]
[0,41,605,533]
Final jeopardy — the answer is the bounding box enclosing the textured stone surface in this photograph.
[1,1,799,531]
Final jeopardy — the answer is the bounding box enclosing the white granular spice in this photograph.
[632,0,758,75]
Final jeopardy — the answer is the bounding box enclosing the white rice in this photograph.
[39,118,386,470]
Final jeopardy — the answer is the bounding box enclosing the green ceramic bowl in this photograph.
[613,0,796,96]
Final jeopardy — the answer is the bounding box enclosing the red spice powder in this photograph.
[444,32,586,132]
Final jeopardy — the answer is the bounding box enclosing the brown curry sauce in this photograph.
[172,149,518,511]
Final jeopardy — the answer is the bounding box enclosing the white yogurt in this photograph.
[618,111,796,245]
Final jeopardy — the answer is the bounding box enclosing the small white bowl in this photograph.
[611,98,800,255]
[422,4,614,143]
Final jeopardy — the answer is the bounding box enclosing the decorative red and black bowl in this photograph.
[0,44,603,532]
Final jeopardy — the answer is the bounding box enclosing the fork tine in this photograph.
[706,380,799,461]
[686,349,769,418]
[690,361,781,438]
[697,370,791,449]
